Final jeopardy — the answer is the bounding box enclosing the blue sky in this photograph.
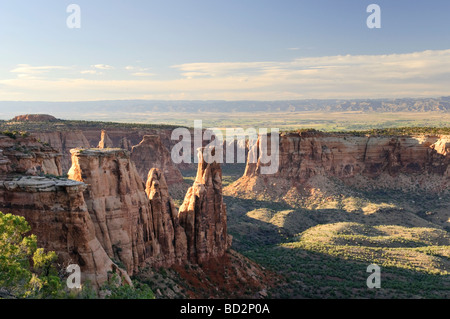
[0,0,450,101]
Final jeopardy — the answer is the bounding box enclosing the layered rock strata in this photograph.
[0,135,62,176]
[0,135,129,288]
[68,148,157,274]
[11,114,57,122]
[146,168,188,265]
[131,135,184,186]
[68,147,229,272]
[178,148,230,264]
[1,133,230,288]
[31,131,91,173]
[230,132,450,197]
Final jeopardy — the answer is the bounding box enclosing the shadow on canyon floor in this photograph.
[223,195,450,299]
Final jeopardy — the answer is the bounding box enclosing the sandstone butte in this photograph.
[0,134,230,289]
[227,131,450,202]
[11,114,58,122]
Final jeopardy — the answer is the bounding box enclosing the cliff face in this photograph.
[31,131,91,173]
[1,133,231,288]
[179,148,230,264]
[0,135,62,176]
[0,176,130,288]
[68,148,158,275]
[84,128,176,155]
[0,135,129,288]
[68,147,229,271]
[229,133,450,199]
[131,135,184,186]
[31,129,187,182]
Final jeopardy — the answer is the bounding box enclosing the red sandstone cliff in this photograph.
[31,128,188,184]
[68,147,230,272]
[1,132,231,289]
[131,135,184,186]
[68,148,159,275]
[32,131,91,173]
[0,135,130,288]
[227,132,450,201]
[0,134,62,176]
[11,114,57,122]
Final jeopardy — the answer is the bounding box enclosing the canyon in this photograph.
[1,115,449,298]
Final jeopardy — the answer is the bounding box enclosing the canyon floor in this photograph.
[220,166,449,299]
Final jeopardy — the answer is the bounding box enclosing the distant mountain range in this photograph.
[0,96,449,120]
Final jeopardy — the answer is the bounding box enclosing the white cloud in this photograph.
[10,64,70,79]
[11,64,69,74]
[125,66,153,76]
[92,64,114,70]
[1,49,450,101]
[80,70,102,75]
[131,72,155,77]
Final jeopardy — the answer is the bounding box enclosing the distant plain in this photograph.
[30,111,450,132]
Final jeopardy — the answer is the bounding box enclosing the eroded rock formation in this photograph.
[0,135,130,288]
[146,168,188,265]
[68,148,158,275]
[1,132,231,289]
[0,134,62,176]
[131,135,184,186]
[179,148,230,264]
[68,146,230,271]
[229,132,450,200]
[32,131,91,173]
[97,130,114,149]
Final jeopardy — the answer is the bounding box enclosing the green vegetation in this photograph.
[92,110,450,132]
[221,169,450,299]
[100,274,155,299]
[287,126,450,136]
[2,111,450,134]
[1,111,449,299]
[0,118,183,133]
[1,130,30,139]
[0,212,63,298]
[0,211,155,299]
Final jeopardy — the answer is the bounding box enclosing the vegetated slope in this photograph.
[224,184,450,298]
[223,130,450,298]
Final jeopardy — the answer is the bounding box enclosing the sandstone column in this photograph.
[178,147,229,264]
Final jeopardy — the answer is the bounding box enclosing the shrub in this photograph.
[0,211,63,298]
